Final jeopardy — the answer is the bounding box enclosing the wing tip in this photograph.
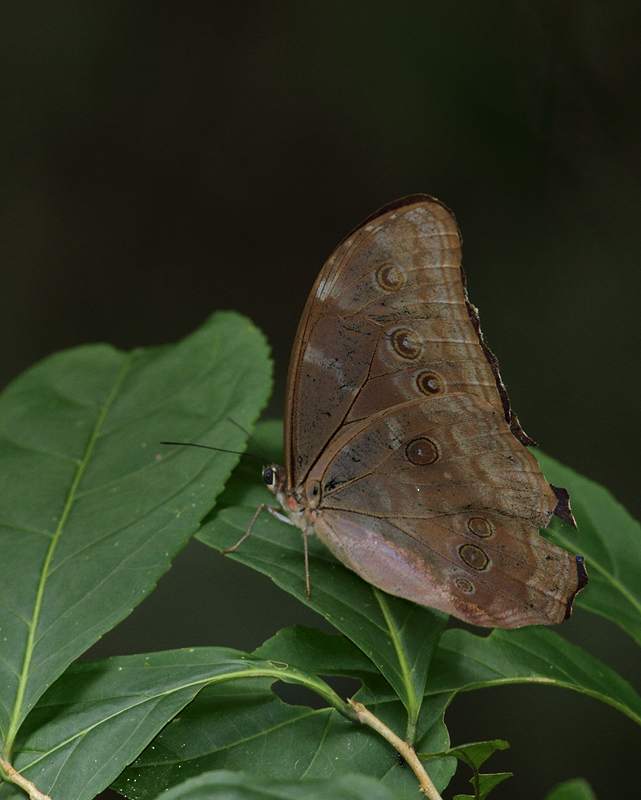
[340,193,459,247]
[563,555,589,621]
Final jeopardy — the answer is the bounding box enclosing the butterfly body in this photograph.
[264,195,587,628]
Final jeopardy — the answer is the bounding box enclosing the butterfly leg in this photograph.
[266,507,292,525]
[221,503,293,554]
[220,503,265,554]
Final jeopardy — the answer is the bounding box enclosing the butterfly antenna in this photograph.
[225,417,273,462]
[160,441,264,462]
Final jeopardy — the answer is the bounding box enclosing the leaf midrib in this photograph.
[2,355,133,759]
[13,666,335,773]
[373,588,418,720]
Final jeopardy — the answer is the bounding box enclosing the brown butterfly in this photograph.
[234,195,588,628]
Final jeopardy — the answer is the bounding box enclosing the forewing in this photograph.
[284,195,514,488]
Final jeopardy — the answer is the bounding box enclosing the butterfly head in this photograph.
[262,464,286,495]
[262,463,307,524]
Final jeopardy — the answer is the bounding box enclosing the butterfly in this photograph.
[233,195,587,628]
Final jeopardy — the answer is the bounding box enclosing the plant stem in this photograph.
[347,699,443,800]
[0,759,52,800]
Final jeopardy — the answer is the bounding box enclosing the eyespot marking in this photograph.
[454,576,474,593]
[416,370,443,396]
[391,328,421,359]
[405,437,438,466]
[467,517,493,538]
[376,264,405,291]
[459,544,489,571]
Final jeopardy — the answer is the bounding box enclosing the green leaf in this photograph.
[0,647,351,800]
[427,626,641,727]
[114,632,455,800]
[434,739,509,770]
[534,450,641,645]
[452,773,510,800]
[198,442,447,742]
[545,778,597,800]
[0,312,272,765]
[257,626,455,795]
[422,740,511,800]
[253,625,388,686]
[150,770,405,800]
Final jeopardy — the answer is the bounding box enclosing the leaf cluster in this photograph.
[1,313,639,800]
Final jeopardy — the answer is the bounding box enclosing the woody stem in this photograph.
[0,759,52,800]
[347,700,443,800]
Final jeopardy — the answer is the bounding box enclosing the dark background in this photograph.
[2,2,640,798]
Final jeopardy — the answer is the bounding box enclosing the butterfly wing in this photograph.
[284,195,585,627]
[308,394,581,626]
[285,196,467,484]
